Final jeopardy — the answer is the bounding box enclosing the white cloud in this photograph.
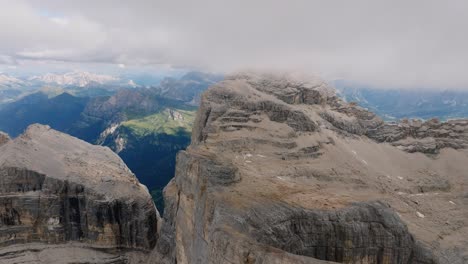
[49,17,69,27]
[0,55,16,64]
[0,0,467,89]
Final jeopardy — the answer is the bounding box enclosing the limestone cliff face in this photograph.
[153,73,468,264]
[0,125,159,263]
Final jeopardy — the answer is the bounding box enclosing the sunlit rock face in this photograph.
[152,72,468,264]
[0,124,160,264]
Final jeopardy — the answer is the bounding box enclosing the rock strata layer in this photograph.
[153,73,468,264]
[0,125,159,263]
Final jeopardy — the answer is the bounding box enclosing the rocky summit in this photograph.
[0,124,159,264]
[152,73,468,264]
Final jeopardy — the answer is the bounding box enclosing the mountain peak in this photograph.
[0,124,159,262]
[29,71,119,87]
[1,124,147,200]
[225,71,336,103]
[155,72,468,263]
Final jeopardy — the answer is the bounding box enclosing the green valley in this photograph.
[122,108,195,137]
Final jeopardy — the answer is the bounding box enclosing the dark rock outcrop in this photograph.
[152,72,468,264]
[367,119,468,153]
[319,99,468,154]
[0,124,160,263]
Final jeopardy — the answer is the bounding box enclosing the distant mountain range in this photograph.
[4,72,468,122]
[28,71,121,87]
[155,71,223,105]
[335,81,468,120]
[0,74,25,88]
[1,71,128,90]
[0,71,222,105]
[0,71,128,104]
[0,71,221,210]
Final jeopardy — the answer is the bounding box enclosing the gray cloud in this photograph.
[0,0,467,88]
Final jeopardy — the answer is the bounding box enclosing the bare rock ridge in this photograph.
[0,124,159,264]
[153,73,468,263]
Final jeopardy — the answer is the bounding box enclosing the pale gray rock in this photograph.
[0,124,159,263]
[152,72,468,264]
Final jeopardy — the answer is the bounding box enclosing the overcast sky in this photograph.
[0,0,467,89]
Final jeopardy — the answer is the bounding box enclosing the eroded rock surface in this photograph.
[0,124,159,263]
[319,100,468,154]
[152,73,468,264]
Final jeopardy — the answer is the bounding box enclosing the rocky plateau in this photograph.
[152,72,468,264]
[0,124,159,263]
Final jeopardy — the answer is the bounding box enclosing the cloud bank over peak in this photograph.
[1,0,468,89]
